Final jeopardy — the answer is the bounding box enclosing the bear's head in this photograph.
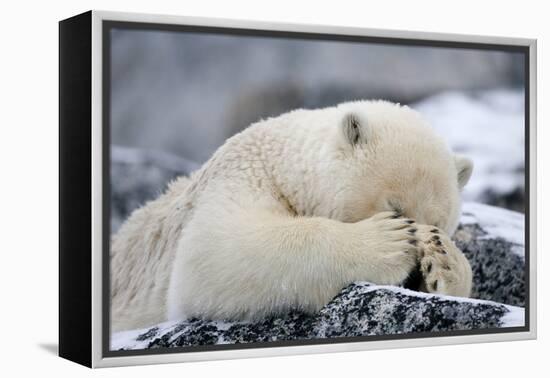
[321,100,473,235]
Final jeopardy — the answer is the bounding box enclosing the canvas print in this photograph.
[107,25,526,352]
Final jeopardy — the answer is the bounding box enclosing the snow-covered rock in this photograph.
[111,283,523,350]
[454,203,525,307]
[111,202,526,350]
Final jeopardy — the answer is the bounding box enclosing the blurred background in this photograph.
[110,28,526,233]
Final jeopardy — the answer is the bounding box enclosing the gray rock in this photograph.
[111,283,522,350]
[313,283,514,338]
[110,145,198,233]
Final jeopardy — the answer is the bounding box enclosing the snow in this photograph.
[110,321,179,350]
[500,305,526,328]
[413,89,524,202]
[461,202,525,257]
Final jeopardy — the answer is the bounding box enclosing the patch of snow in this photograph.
[215,321,237,331]
[110,321,179,350]
[500,305,526,328]
[413,89,524,202]
[461,202,524,257]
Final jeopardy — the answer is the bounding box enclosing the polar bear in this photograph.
[111,100,473,332]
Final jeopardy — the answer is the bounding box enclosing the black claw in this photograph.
[391,212,402,219]
[432,281,438,291]
[408,228,417,234]
[439,249,448,255]
[408,239,418,246]
[443,265,451,270]
[419,248,425,258]
[435,240,442,246]
[430,228,439,233]
[427,262,432,273]
[402,263,423,291]
[405,219,415,224]
[432,235,440,240]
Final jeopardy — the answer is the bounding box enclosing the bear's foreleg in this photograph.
[167,207,420,321]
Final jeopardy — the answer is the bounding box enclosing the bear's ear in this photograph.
[454,155,473,190]
[341,112,367,146]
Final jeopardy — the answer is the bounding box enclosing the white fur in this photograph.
[111,100,473,332]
